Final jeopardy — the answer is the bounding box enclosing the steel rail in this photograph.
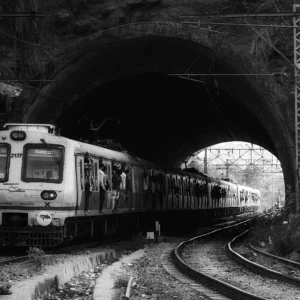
[173,216,265,300]
[248,242,300,269]
[228,230,300,286]
[172,214,282,300]
[0,255,28,266]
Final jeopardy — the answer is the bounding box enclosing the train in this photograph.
[0,123,260,248]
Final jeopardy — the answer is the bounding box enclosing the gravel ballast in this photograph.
[110,238,209,300]
[182,238,300,300]
[1,236,210,300]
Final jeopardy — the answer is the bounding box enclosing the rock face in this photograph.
[72,20,93,33]
[54,10,73,26]
[0,0,292,79]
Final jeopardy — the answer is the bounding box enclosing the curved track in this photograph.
[230,230,300,285]
[173,218,300,300]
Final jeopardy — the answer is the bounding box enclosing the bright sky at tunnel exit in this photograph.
[184,142,285,209]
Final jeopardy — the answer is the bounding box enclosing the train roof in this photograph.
[2,123,57,134]
[237,184,261,193]
[0,124,261,192]
[0,124,216,180]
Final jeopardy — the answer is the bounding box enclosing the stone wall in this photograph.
[0,0,294,85]
[0,0,292,126]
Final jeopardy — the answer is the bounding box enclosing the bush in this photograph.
[249,213,293,256]
[27,247,45,268]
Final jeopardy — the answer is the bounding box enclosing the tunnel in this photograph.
[21,21,295,192]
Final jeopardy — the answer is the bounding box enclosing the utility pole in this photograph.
[272,177,275,208]
[225,159,229,178]
[294,4,300,213]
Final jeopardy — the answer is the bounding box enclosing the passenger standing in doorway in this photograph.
[112,163,122,211]
[98,163,107,213]
[120,166,126,191]
[124,167,131,202]
[84,163,92,214]
[103,165,110,207]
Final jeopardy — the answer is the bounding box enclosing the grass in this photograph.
[114,273,130,289]
[249,210,294,256]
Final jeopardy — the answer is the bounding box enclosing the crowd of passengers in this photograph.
[83,157,258,214]
[84,157,131,213]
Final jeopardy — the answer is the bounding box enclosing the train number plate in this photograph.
[10,153,22,158]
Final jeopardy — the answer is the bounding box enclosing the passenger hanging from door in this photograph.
[143,169,149,191]
[84,157,92,214]
[98,162,107,213]
[124,165,131,202]
[112,162,122,212]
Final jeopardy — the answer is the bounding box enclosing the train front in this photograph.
[0,123,68,248]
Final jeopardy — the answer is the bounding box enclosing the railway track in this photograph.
[173,218,300,300]
[230,230,300,285]
[0,255,28,265]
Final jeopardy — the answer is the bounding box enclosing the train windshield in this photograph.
[0,145,10,181]
[22,145,64,182]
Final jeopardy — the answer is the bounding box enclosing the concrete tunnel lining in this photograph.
[21,21,294,190]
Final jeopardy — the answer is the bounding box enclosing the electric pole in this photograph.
[225,159,229,178]
[294,4,300,213]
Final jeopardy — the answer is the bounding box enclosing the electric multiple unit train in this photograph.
[0,124,260,247]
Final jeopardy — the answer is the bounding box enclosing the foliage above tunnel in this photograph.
[0,0,294,89]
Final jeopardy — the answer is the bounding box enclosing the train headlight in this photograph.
[41,190,57,200]
[10,130,26,141]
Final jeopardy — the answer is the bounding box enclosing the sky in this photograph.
[189,141,283,177]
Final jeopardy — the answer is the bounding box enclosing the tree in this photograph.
[243,164,262,187]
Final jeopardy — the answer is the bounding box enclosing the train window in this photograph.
[22,145,64,183]
[0,144,10,181]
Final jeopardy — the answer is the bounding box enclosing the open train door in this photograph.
[75,155,84,212]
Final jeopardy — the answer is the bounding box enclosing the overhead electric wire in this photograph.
[243,19,297,70]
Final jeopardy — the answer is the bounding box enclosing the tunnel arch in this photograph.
[21,21,295,192]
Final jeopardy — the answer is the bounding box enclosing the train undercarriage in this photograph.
[0,206,258,248]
